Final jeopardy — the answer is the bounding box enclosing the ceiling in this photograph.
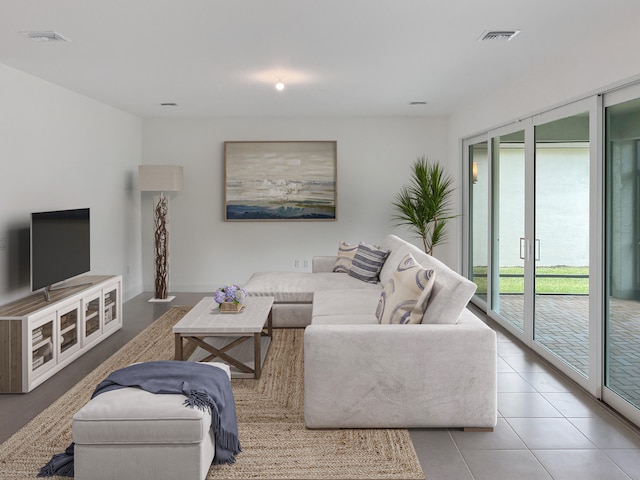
[1,0,639,118]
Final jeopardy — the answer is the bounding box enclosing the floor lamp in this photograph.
[138,165,183,302]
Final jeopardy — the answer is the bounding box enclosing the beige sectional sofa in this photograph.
[244,234,497,430]
[243,268,380,328]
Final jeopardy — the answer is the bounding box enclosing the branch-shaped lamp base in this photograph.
[148,192,175,303]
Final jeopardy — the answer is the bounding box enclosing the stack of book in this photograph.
[105,303,113,323]
[32,326,52,370]
[32,354,45,369]
[32,326,44,345]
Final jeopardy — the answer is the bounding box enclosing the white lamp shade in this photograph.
[138,165,183,192]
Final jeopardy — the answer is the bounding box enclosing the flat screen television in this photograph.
[31,208,90,299]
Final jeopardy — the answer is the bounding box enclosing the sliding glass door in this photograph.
[466,99,599,394]
[604,88,640,425]
[468,140,489,304]
[466,85,640,426]
[533,113,591,377]
[491,130,526,332]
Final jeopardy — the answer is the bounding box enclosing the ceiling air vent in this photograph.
[21,31,71,43]
[478,30,520,42]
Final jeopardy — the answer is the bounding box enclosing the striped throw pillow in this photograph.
[348,243,390,283]
[376,253,435,324]
[333,241,359,273]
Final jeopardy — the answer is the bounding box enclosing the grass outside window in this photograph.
[473,266,589,295]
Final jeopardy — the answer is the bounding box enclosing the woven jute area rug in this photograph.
[0,306,425,479]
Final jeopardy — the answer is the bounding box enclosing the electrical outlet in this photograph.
[303,259,309,269]
[294,259,300,268]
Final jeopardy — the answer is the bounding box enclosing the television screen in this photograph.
[31,208,90,292]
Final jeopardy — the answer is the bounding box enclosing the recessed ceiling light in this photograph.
[478,30,520,42]
[275,80,285,91]
[21,31,71,43]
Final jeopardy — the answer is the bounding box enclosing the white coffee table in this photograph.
[173,296,274,379]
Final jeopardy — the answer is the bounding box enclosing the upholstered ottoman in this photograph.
[72,362,230,480]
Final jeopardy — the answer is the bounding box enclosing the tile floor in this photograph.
[2,293,640,480]
[410,306,640,480]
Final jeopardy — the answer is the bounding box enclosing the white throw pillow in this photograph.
[332,241,359,273]
[379,234,477,324]
[376,253,435,324]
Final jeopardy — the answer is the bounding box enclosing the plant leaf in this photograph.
[392,156,458,254]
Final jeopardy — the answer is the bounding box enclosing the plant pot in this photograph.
[219,302,243,313]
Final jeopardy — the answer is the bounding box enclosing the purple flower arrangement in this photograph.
[214,284,248,305]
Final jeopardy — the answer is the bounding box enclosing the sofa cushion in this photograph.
[245,271,380,304]
[312,289,381,318]
[348,243,390,283]
[313,256,338,273]
[312,314,378,325]
[74,389,208,444]
[379,235,477,324]
[73,363,230,445]
[333,241,358,273]
[376,253,435,324]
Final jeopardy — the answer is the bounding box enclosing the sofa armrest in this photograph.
[312,256,337,273]
[304,313,497,429]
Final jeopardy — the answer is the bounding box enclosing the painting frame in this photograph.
[224,141,337,221]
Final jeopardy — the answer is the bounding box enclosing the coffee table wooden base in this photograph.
[175,317,272,379]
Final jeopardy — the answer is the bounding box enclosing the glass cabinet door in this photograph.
[31,315,55,375]
[104,287,119,329]
[84,294,101,343]
[58,304,80,359]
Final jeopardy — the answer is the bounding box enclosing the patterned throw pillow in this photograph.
[333,241,359,273]
[348,243,390,283]
[376,253,436,324]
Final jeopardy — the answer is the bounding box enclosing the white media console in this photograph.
[0,275,122,393]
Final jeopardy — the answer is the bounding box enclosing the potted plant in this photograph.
[392,156,457,255]
[214,284,248,313]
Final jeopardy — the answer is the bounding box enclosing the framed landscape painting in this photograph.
[224,141,337,221]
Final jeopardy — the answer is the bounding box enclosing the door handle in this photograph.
[520,237,538,262]
[519,237,527,261]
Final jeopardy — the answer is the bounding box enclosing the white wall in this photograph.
[449,10,640,142]
[0,63,143,304]
[447,14,640,272]
[141,116,449,292]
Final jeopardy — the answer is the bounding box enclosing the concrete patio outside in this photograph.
[490,294,640,408]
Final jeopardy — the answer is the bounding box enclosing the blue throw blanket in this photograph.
[39,361,242,477]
